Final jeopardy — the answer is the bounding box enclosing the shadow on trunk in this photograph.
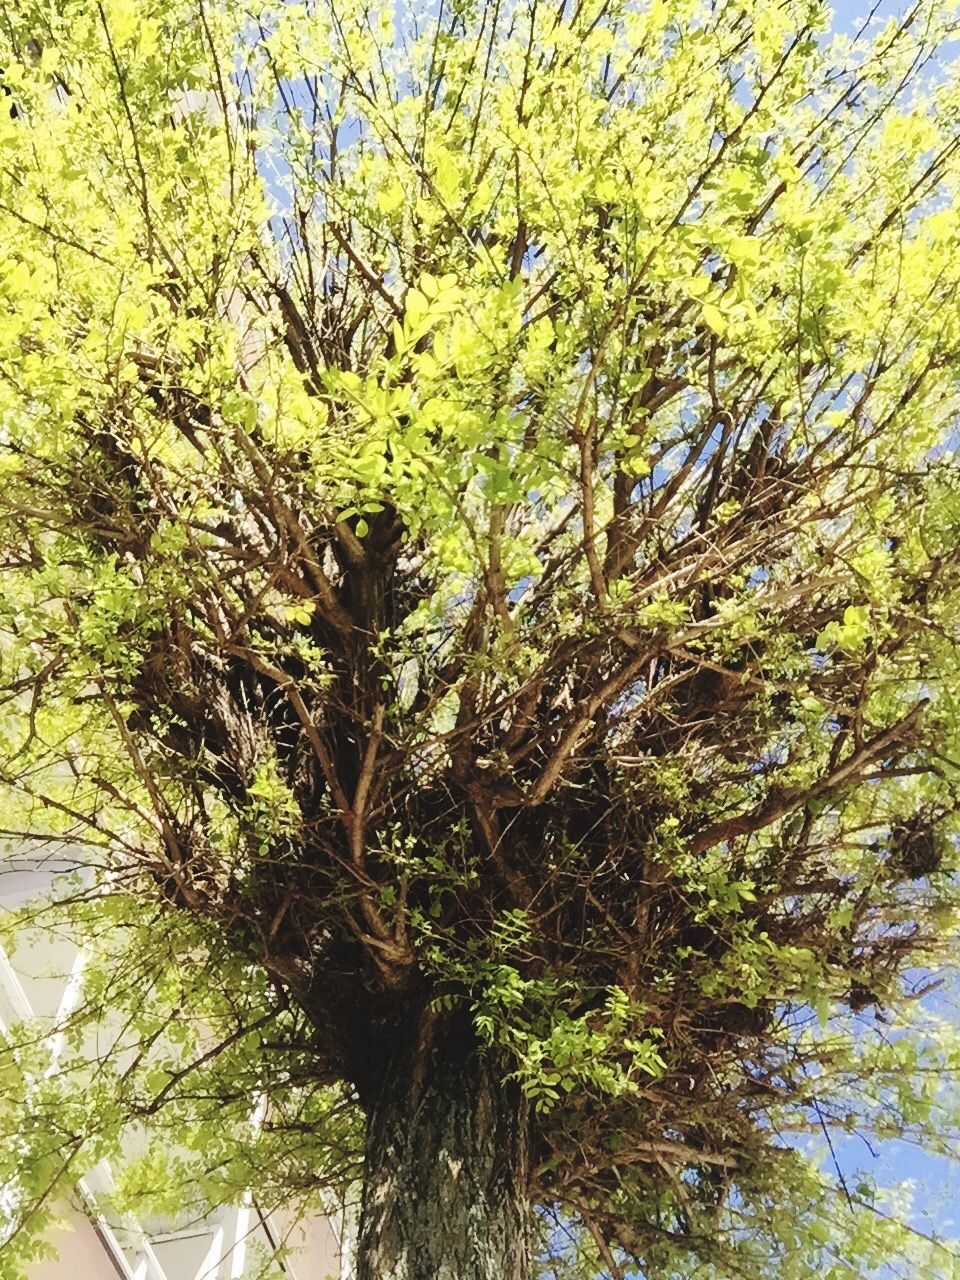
[356,1010,531,1280]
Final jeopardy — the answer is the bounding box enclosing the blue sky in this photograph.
[832,0,881,32]
[817,981,960,1271]
[805,2,960,1261]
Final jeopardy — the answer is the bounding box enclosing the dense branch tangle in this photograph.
[3,0,960,1275]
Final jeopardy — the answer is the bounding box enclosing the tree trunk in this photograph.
[355,1012,531,1280]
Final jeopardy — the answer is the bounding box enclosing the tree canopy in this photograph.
[4,0,960,1276]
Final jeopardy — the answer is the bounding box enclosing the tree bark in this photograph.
[355,1012,531,1280]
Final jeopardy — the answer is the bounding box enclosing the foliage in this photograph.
[3,0,960,1274]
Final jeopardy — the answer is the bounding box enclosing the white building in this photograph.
[0,861,346,1280]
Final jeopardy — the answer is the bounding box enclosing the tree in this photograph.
[3,0,960,1275]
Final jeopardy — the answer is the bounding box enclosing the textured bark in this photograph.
[355,1013,531,1280]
